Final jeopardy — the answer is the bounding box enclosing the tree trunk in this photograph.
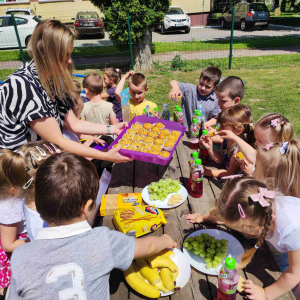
[274,0,280,10]
[133,25,153,71]
[280,0,286,12]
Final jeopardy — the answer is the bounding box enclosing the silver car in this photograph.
[220,2,270,31]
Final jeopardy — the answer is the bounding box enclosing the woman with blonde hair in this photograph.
[0,20,130,163]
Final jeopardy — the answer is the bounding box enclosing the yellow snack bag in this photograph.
[100,193,142,216]
[113,206,167,237]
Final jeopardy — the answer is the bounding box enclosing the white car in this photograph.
[162,6,191,34]
[0,15,40,49]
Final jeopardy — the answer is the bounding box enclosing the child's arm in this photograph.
[168,80,183,100]
[245,248,300,300]
[134,234,176,259]
[110,116,118,125]
[204,118,217,130]
[184,211,225,224]
[115,71,135,103]
[202,135,223,163]
[0,224,27,253]
[101,92,110,99]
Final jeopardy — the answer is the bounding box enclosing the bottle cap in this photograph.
[143,108,146,112]
[146,105,150,109]
[196,112,201,116]
[192,118,198,123]
[164,104,168,109]
[225,257,236,270]
[192,152,199,158]
[154,107,159,111]
[195,159,202,165]
[194,109,199,114]
[202,130,208,135]
[175,105,179,109]
[178,108,182,112]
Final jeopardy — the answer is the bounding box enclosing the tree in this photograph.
[90,0,170,70]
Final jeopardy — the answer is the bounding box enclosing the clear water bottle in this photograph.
[162,104,170,120]
[199,129,209,164]
[190,118,200,150]
[174,105,179,122]
[153,107,161,119]
[188,158,204,198]
[177,108,184,125]
[217,257,239,300]
[146,105,152,117]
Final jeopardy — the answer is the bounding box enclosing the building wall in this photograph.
[171,0,211,13]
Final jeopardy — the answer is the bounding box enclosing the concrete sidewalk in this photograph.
[0,46,299,70]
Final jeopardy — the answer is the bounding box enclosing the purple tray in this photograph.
[93,143,107,151]
[108,116,185,165]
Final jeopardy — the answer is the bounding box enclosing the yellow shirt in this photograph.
[129,100,157,119]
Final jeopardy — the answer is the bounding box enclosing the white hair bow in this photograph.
[280,142,289,155]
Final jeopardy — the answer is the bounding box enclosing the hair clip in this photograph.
[30,151,42,161]
[250,187,275,207]
[280,142,289,155]
[271,118,278,127]
[26,167,30,172]
[43,144,54,154]
[238,204,246,219]
[35,146,46,157]
[17,151,24,158]
[30,153,38,169]
[254,245,259,249]
[281,121,284,125]
[221,174,244,180]
[50,143,61,153]
[23,177,33,189]
[249,123,253,128]
[263,142,274,151]
[115,68,120,72]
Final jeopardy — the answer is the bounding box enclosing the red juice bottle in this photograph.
[199,129,209,164]
[189,152,199,172]
[190,118,200,150]
[188,158,204,198]
[217,258,239,300]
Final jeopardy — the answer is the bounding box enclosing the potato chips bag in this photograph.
[113,206,167,237]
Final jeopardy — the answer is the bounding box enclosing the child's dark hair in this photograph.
[103,68,122,85]
[216,76,245,101]
[83,73,103,95]
[217,104,255,147]
[200,66,222,87]
[255,113,294,144]
[128,73,147,89]
[35,153,99,225]
[214,177,273,268]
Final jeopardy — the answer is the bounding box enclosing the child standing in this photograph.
[185,176,300,300]
[202,105,255,177]
[80,73,118,130]
[116,71,157,119]
[0,150,30,298]
[168,66,222,129]
[8,153,176,299]
[101,68,123,122]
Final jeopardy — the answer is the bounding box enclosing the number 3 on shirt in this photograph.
[46,263,87,300]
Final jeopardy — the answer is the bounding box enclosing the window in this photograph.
[7,17,28,26]
[249,4,269,11]
[7,11,29,15]
[0,0,30,4]
[167,7,184,15]
[76,12,99,19]
[0,17,4,26]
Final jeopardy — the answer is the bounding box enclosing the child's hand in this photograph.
[241,159,253,176]
[184,213,204,223]
[93,137,106,146]
[204,122,213,131]
[168,88,182,100]
[124,70,135,80]
[219,130,237,141]
[201,135,213,150]
[244,279,267,300]
[162,234,177,249]
[82,139,94,147]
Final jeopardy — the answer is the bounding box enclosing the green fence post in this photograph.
[228,7,235,70]
[127,13,134,70]
[12,15,25,65]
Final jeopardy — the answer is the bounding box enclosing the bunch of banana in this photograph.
[124,250,180,299]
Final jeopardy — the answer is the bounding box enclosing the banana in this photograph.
[135,258,161,286]
[171,268,179,281]
[144,250,175,265]
[133,264,146,282]
[160,268,175,291]
[152,268,160,277]
[148,256,179,274]
[154,279,169,293]
[124,265,160,298]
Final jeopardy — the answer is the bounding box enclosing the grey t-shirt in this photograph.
[8,224,135,300]
[178,82,221,129]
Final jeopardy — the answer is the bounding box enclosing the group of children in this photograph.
[0,65,299,300]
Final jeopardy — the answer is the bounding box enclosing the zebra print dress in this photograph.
[0,60,71,151]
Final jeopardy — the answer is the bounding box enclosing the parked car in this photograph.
[220,2,270,31]
[72,11,104,38]
[0,14,40,49]
[6,8,41,18]
[161,6,191,34]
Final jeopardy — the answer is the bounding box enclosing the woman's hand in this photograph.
[201,135,213,151]
[241,159,253,176]
[168,88,182,100]
[113,122,128,135]
[244,279,267,300]
[105,145,133,163]
[219,130,237,141]
[184,213,204,224]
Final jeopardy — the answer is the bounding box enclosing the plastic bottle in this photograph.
[190,118,200,150]
[162,104,170,120]
[196,111,203,132]
[174,105,179,122]
[177,108,184,125]
[189,152,199,172]
[142,108,147,116]
[188,158,204,198]
[192,109,199,121]
[199,129,209,164]
[153,107,161,119]
[217,257,239,300]
[146,105,152,117]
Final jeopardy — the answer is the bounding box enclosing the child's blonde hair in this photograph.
[256,139,300,198]
[103,68,121,85]
[217,104,255,147]
[83,73,103,95]
[72,80,84,119]
[213,177,273,268]
[255,113,294,143]
[128,73,147,89]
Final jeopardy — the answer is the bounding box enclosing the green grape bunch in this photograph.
[183,233,229,269]
[148,179,181,201]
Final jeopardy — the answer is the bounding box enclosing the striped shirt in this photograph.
[178,82,221,129]
[0,60,71,151]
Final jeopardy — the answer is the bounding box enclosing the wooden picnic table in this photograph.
[102,133,296,300]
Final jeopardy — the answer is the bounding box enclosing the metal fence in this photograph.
[0,5,299,81]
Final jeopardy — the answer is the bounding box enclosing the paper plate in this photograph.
[182,229,244,276]
[142,182,188,209]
